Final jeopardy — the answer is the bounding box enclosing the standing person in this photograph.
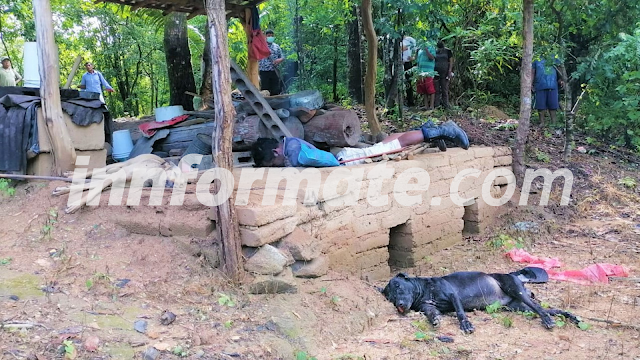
[532,56,563,127]
[259,29,284,96]
[79,62,114,103]
[434,40,454,109]
[402,35,417,107]
[416,39,436,110]
[0,57,23,87]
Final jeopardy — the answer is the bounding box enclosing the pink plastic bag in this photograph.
[505,249,629,285]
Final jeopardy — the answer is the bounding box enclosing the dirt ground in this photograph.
[1,109,639,360]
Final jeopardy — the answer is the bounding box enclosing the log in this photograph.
[207,0,242,282]
[290,106,316,123]
[361,0,382,136]
[33,0,76,175]
[232,114,303,151]
[302,110,361,147]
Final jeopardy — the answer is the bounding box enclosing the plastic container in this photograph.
[112,129,134,161]
[22,42,41,88]
[154,105,184,122]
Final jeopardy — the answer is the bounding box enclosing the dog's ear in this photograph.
[396,272,410,279]
[375,286,384,293]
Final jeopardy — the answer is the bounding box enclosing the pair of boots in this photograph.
[420,120,469,151]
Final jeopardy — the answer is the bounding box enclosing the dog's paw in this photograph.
[429,315,442,327]
[542,316,556,330]
[460,319,475,334]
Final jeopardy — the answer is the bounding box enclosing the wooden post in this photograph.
[207,0,243,282]
[513,0,534,186]
[243,8,260,88]
[64,55,83,89]
[361,0,382,136]
[33,0,76,175]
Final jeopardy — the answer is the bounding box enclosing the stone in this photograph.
[248,268,298,294]
[134,320,148,334]
[280,227,322,261]
[473,147,495,158]
[240,216,298,247]
[236,203,297,227]
[291,256,329,278]
[244,244,289,275]
[289,106,317,123]
[142,347,160,360]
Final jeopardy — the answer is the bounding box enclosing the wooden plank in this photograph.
[63,55,83,89]
[33,0,76,175]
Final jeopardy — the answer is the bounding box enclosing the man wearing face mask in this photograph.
[434,40,454,109]
[259,29,284,96]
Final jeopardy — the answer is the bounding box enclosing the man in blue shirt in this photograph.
[80,62,114,103]
[532,57,563,126]
[251,120,470,167]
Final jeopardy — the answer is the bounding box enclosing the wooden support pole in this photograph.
[64,55,83,89]
[206,0,243,282]
[243,7,260,88]
[33,0,76,176]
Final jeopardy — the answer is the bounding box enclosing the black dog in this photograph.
[381,268,580,333]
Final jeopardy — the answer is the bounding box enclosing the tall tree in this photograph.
[206,0,242,282]
[513,0,534,185]
[164,12,196,111]
[346,5,363,103]
[361,0,382,137]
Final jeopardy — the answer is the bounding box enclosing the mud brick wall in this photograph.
[234,146,514,281]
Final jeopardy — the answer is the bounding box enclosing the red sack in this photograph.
[249,29,271,61]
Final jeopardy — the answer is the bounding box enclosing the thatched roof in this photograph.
[97,0,266,19]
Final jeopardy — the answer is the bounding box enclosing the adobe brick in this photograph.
[240,216,298,247]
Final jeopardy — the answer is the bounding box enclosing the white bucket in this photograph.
[22,42,41,88]
[154,105,184,122]
[112,130,134,161]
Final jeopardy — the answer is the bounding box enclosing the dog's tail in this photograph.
[509,267,549,283]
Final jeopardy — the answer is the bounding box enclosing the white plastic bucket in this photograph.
[112,130,134,161]
[22,42,41,88]
[154,105,184,122]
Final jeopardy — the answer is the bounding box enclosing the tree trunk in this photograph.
[206,0,242,282]
[164,12,196,111]
[200,19,213,107]
[32,0,76,175]
[347,5,363,103]
[332,33,339,102]
[513,0,534,186]
[361,0,382,136]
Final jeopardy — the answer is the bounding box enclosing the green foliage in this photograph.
[223,320,233,329]
[618,176,637,189]
[172,345,188,357]
[217,293,235,307]
[576,28,640,150]
[414,331,430,341]
[295,350,318,360]
[578,322,592,331]
[0,258,12,266]
[486,234,524,250]
[63,340,76,359]
[0,179,16,197]
[485,300,502,314]
[41,208,58,240]
[535,149,551,163]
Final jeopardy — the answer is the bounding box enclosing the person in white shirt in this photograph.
[402,36,417,106]
[0,57,22,87]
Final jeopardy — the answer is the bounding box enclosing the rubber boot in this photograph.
[414,120,447,151]
[420,120,470,150]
